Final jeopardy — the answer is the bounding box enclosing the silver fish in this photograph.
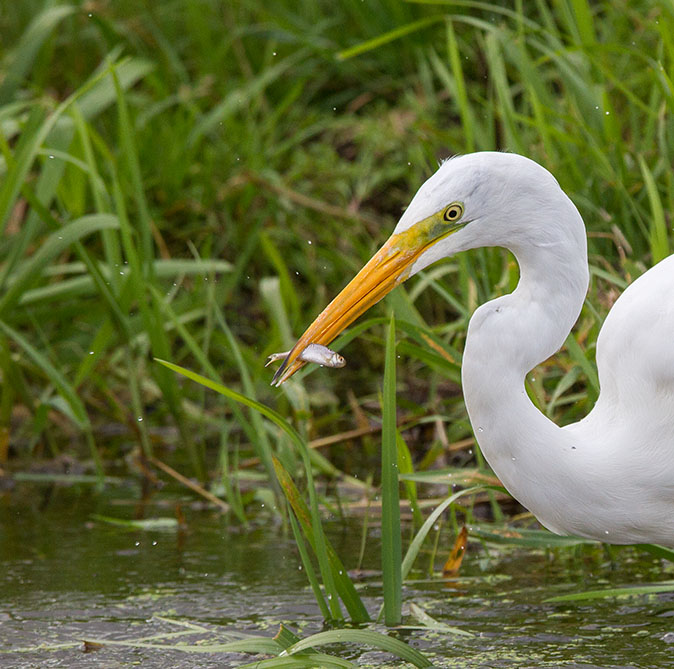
[266,343,346,369]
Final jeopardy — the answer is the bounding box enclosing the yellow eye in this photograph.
[443,203,464,223]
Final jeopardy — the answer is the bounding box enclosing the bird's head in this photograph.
[272,152,571,385]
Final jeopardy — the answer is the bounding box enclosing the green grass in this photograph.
[1,0,673,650]
[381,313,402,625]
[75,620,434,668]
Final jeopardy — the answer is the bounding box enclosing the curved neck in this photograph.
[461,239,588,531]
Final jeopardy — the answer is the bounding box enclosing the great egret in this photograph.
[272,152,674,547]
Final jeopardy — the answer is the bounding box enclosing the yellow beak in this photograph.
[271,208,467,386]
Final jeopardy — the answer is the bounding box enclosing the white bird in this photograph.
[272,152,674,547]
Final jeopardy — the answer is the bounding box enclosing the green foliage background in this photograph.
[0,1,672,489]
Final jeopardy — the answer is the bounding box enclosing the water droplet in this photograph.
[307,240,312,245]
[272,51,277,56]
[604,530,609,535]
[48,155,55,159]
[511,456,516,461]
[605,111,610,115]
[135,541,140,547]
[298,565,303,570]
[477,427,484,433]
[89,351,94,355]
[137,417,143,422]
[152,540,157,546]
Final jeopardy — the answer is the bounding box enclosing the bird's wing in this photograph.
[594,253,674,410]
[571,253,674,487]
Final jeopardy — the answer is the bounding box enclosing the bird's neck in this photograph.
[461,237,589,530]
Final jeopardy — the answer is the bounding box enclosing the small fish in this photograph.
[266,343,346,369]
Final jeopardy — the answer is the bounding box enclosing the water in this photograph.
[1,481,673,667]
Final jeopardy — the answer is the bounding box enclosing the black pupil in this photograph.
[447,208,457,219]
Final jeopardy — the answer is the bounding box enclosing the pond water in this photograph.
[1,480,673,668]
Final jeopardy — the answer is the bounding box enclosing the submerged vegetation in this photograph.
[2,0,674,662]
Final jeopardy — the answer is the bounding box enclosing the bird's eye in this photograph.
[443,203,464,222]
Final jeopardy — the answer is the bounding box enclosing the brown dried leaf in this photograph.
[442,526,468,576]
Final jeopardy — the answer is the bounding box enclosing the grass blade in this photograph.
[0,321,89,430]
[401,486,486,581]
[397,431,423,527]
[446,20,474,151]
[469,524,596,547]
[0,5,76,104]
[337,16,444,61]
[240,654,355,668]
[0,58,141,239]
[381,313,402,626]
[635,544,674,562]
[273,457,370,623]
[285,629,433,668]
[545,582,674,603]
[408,602,473,636]
[639,155,670,263]
[157,359,369,623]
[0,213,119,317]
[564,331,599,395]
[287,506,331,621]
